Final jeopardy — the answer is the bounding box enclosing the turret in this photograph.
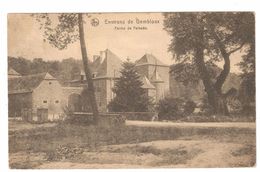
[150,66,164,102]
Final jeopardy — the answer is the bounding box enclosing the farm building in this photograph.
[8,49,170,120]
[8,72,65,122]
[69,49,170,112]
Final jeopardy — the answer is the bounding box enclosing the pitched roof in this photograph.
[8,72,56,94]
[141,76,155,89]
[136,54,167,66]
[8,68,21,76]
[150,68,164,83]
[96,49,123,78]
[45,73,56,80]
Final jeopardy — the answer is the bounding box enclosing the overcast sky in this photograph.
[8,13,243,73]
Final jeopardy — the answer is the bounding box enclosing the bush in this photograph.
[157,97,184,120]
[183,100,196,115]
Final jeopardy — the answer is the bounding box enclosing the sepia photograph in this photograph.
[7,12,255,169]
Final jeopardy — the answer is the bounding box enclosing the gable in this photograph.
[136,54,167,67]
[8,72,57,94]
[96,49,123,78]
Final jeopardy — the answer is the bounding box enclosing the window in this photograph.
[43,100,47,103]
[55,100,59,103]
[99,102,102,106]
[92,72,97,78]
[49,82,52,85]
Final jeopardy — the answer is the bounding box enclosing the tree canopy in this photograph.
[164,12,255,114]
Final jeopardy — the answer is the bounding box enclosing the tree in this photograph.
[108,61,153,112]
[164,12,254,115]
[238,33,255,112]
[8,56,31,75]
[34,13,99,123]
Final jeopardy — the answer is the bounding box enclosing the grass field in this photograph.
[9,120,256,168]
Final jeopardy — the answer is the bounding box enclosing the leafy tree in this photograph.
[108,61,153,112]
[8,56,31,75]
[164,12,254,115]
[238,24,255,113]
[34,13,99,123]
[31,58,48,74]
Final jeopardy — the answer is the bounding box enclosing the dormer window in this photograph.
[92,72,97,78]
[81,75,84,81]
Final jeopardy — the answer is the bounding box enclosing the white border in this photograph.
[0,0,259,172]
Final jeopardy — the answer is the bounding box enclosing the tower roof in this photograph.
[136,54,168,66]
[96,49,123,78]
[44,72,56,80]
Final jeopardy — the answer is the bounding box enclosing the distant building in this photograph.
[8,73,64,122]
[8,67,21,78]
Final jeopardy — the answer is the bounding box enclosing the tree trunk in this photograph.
[193,25,229,115]
[78,13,99,124]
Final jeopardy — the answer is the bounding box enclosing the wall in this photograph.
[148,65,170,94]
[32,79,64,121]
[136,64,170,99]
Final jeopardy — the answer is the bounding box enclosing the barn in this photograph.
[8,72,65,122]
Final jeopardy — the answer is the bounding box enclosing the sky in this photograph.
[8,13,243,73]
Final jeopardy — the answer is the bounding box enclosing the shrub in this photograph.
[157,97,185,120]
[183,100,196,115]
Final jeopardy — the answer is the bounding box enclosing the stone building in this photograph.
[8,72,65,122]
[135,54,170,102]
[70,49,170,112]
[8,49,170,120]
[69,49,123,112]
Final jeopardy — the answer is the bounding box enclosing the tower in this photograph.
[150,63,164,102]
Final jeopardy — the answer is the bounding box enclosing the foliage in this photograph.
[170,61,220,86]
[47,145,84,161]
[108,61,154,112]
[34,14,80,50]
[8,56,82,84]
[157,96,185,120]
[238,32,255,111]
[164,12,254,114]
[183,100,196,115]
[164,12,254,63]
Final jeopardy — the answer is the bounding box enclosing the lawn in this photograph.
[9,120,256,168]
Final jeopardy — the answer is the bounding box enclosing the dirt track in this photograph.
[9,121,256,168]
[126,120,256,129]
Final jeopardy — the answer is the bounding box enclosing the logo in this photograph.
[91,18,99,27]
